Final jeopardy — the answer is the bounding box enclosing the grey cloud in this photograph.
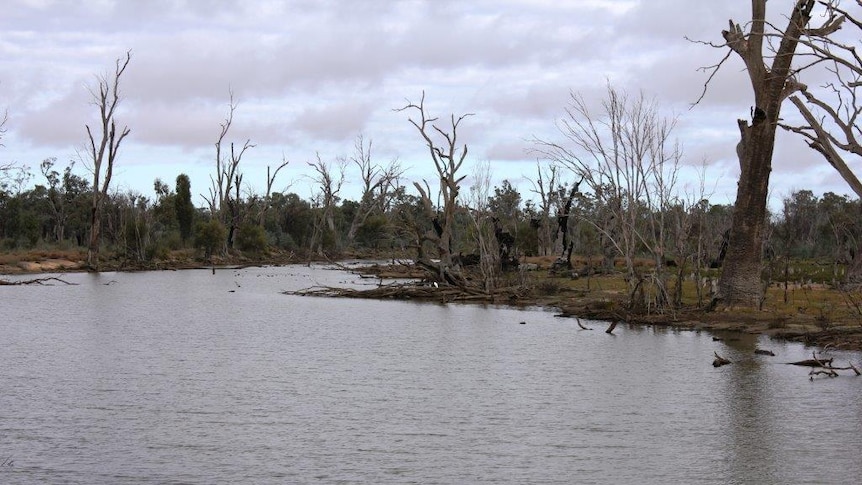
[484,140,531,162]
[14,91,89,147]
[1,0,856,202]
[290,100,374,141]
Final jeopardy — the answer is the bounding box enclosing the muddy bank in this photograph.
[326,262,862,352]
[0,249,303,276]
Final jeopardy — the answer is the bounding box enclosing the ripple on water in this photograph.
[1,265,861,484]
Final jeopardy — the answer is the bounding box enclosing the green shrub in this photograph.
[194,220,226,259]
[236,224,268,254]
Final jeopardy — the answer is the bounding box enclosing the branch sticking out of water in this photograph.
[0,276,77,286]
[713,351,732,367]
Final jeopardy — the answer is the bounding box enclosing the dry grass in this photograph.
[0,248,86,265]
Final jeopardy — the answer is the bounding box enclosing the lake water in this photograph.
[1,264,861,484]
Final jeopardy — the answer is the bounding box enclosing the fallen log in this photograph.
[796,351,862,379]
[713,351,731,367]
[284,280,530,304]
[605,321,618,334]
[754,349,776,356]
[0,276,77,286]
[789,358,834,368]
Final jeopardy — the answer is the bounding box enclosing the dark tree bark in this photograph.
[714,0,815,307]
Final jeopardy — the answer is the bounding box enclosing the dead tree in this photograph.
[396,92,473,285]
[202,91,254,249]
[307,154,346,255]
[345,134,404,247]
[466,161,502,291]
[553,176,583,271]
[85,50,132,271]
[697,0,838,307]
[258,156,290,226]
[527,161,561,256]
[777,1,862,283]
[536,85,682,309]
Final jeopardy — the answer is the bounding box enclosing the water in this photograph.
[1,264,861,484]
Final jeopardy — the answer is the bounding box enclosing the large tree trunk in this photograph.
[717,118,775,306]
[714,0,814,307]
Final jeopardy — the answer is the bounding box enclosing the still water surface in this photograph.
[1,264,861,484]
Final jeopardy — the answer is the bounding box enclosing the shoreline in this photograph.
[4,255,862,352]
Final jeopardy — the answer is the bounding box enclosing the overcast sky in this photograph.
[0,0,857,209]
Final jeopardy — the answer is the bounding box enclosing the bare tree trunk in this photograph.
[397,92,473,284]
[86,51,132,271]
[307,154,345,255]
[259,158,290,226]
[202,91,254,252]
[714,0,815,307]
[718,119,776,306]
[527,161,560,256]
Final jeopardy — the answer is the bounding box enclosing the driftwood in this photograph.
[577,318,593,330]
[754,348,776,356]
[285,281,529,303]
[605,321,618,334]
[793,352,862,379]
[789,358,833,367]
[0,276,77,286]
[713,351,732,367]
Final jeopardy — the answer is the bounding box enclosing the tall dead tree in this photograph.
[466,161,502,291]
[527,161,561,256]
[202,91,254,249]
[396,92,473,284]
[307,154,346,255]
[536,86,682,308]
[778,1,861,281]
[699,1,831,307]
[345,134,404,246]
[258,156,290,226]
[86,51,132,271]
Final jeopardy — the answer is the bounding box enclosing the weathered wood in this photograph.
[0,276,77,286]
[789,358,834,367]
[716,0,816,307]
[713,351,732,367]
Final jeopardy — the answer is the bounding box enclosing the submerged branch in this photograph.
[0,276,77,286]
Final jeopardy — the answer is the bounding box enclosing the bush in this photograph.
[194,219,226,259]
[145,241,171,261]
[236,224,268,254]
[536,279,562,296]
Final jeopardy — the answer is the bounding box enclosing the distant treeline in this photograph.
[1,158,858,271]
